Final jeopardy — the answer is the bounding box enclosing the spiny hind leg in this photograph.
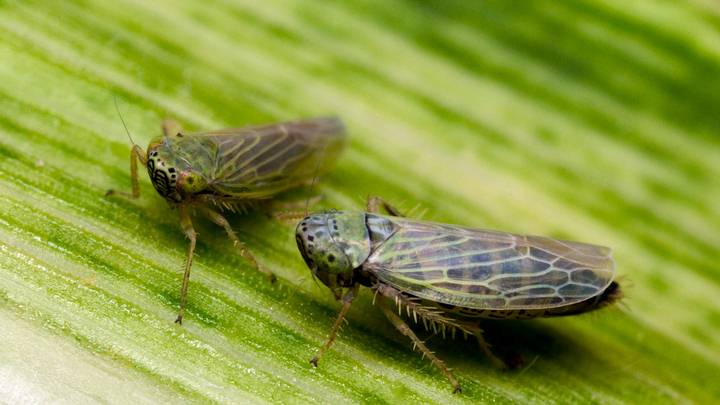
[176,205,197,325]
[271,210,311,224]
[162,119,183,137]
[379,298,462,394]
[105,145,147,199]
[366,196,405,217]
[264,195,324,223]
[199,206,276,282]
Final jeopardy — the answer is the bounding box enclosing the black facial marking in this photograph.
[150,166,170,196]
[147,155,178,199]
[307,235,314,241]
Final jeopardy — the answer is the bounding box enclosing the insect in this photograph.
[107,113,346,324]
[295,197,619,393]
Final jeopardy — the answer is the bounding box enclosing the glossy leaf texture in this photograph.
[0,0,719,403]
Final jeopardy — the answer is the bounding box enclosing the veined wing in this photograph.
[365,216,615,310]
[196,117,345,198]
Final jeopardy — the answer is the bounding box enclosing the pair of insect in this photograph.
[108,115,619,393]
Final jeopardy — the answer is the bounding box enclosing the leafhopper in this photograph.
[295,197,620,393]
[108,115,345,324]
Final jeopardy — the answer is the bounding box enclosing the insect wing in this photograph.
[191,117,345,198]
[365,216,615,309]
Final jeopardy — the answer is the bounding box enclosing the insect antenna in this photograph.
[305,144,328,216]
[113,95,137,147]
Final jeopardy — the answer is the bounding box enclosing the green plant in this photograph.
[1,1,719,403]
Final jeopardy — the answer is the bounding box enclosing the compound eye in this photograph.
[296,235,315,269]
[178,171,206,194]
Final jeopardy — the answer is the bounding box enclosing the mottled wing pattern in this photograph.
[366,216,615,310]
[194,117,345,198]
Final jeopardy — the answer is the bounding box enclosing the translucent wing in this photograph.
[193,117,345,198]
[365,216,615,310]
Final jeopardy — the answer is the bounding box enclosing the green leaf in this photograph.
[1,0,719,403]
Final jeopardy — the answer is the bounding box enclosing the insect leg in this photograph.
[366,196,405,217]
[374,284,472,336]
[310,285,359,367]
[378,300,462,394]
[176,204,197,325]
[198,206,277,282]
[162,119,183,137]
[264,195,323,223]
[105,145,147,198]
[270,211,310,223]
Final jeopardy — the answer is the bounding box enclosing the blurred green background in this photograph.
[1,0,719,403]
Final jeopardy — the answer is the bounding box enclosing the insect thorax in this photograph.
[295,212,399,293]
